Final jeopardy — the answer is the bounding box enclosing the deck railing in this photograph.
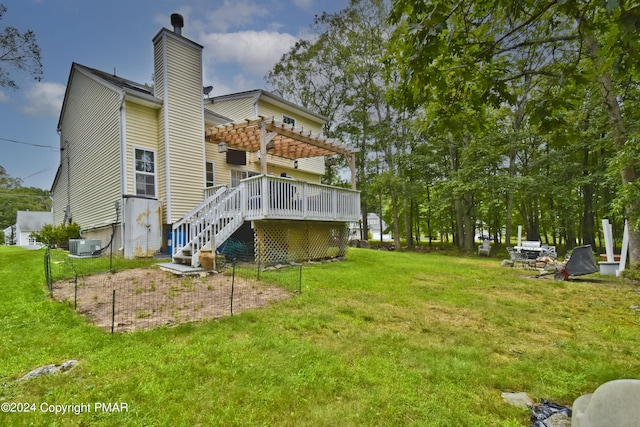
[242,175,360,222]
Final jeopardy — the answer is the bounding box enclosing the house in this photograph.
[349,213,391,242]
[12,211,53,248]
[51,13,359,268]
[3,225,14,245]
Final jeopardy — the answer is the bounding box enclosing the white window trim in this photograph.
[133,147,157,197]
[206,161,215,188]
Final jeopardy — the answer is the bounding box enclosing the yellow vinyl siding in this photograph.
[51,167,67,225]
[54,70,121,230]
[205,97,254,121]
[204,145,229,187]
[155,30,205,223]
[258,100,323,133]
[257,100,325,176]
[124,102,161,198]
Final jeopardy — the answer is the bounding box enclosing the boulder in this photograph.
[572,379,640,427]
[501,391,533,408]
[19,360,77,381]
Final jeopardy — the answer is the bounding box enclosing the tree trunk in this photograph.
[391,190,401,250]
[585,31,640,263]
[404,190,413,248]
[463,191,475,251]
[581,150,595,247]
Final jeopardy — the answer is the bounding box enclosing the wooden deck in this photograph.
[171,175,360,266]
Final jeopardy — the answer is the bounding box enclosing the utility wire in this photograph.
[21,166,55,180]
[0,136,57,149]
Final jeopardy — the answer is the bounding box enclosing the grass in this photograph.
[1,245,640,426]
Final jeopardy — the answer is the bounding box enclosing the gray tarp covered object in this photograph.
[555,245,599,280]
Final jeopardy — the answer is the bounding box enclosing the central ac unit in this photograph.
[69,239,102,256]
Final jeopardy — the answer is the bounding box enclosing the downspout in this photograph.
[118,90,127,252]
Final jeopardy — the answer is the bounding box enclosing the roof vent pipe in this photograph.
[171,13,184,35]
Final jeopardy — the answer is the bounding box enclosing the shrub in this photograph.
[30,222,81,249]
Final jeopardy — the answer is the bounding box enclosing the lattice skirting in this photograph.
[253,220,348,265]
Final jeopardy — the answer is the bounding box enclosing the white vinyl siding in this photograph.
[53,68,121,229]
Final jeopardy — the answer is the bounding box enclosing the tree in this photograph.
[0,4,43,89]
[267,0,400,244]
[0,166,50,230]
[389,0,640,260]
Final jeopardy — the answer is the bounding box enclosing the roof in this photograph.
[16,211,53,231]
[73,63,155,96]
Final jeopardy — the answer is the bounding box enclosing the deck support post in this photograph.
[259,120,268,175]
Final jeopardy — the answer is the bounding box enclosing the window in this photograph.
[206,162,215,187]
[230,169,259,187]
[282,114,296,127]
[134,148,156,197]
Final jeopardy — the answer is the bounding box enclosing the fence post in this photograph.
[74,273,78,310]
[257,242,261,281]
[230,259,237,316]
[299,264,302,294]
[44,247,52,296]
[111,289,116,334]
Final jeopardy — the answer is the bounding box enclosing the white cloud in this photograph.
[201,30,298,78]
[19,81,66,118]
[292,0,314,10]
[200,0,271,33]
[0,91,9,103]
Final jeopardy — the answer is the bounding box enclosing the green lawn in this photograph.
[1,245,639,426]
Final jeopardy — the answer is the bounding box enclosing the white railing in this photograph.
[171,185,228,264]
[243,175,360,222]
[171,175,360,267]
[203,184,227,200]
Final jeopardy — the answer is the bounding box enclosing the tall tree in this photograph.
[390,0,640,261]
[0,4,42,89]
[268,0,398,242]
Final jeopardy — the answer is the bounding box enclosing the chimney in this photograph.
[171,13,184,35]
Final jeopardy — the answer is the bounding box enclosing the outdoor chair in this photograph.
[478,238,491,256]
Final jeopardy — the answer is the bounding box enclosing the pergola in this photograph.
[205,117,358,189]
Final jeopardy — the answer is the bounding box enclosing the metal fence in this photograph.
[44,244,304,333]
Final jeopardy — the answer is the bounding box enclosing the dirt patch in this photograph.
[52,268,291,332]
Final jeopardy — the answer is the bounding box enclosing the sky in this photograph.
[0,0,350,190]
